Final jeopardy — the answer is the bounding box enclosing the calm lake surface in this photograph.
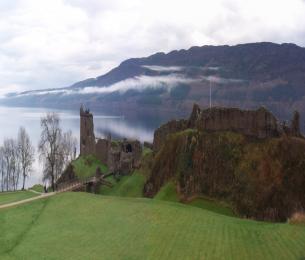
[0,106,157,187]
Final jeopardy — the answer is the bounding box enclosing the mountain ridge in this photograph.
[2,42,305,127]
[69,42,305,89]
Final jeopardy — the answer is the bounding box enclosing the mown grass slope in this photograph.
[0,199,47,256]
[99,170,146,197]
[0,191,39,206]
[1,192,305,260]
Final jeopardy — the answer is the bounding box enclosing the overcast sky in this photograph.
[0,0,305,95]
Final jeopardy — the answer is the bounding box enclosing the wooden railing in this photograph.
[56,174,113,193]
[56,176,97,192]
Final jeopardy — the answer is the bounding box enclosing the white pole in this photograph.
[209,80,212,108]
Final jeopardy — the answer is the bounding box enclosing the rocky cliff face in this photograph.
[145,130,305,222]
[147,105,304,221]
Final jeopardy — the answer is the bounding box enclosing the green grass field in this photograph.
[0,191,39,206]
[0,192,305,259]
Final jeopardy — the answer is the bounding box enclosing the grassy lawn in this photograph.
[72,155,108,180]
[0,191,39,206]
[0,192,305,259]
[99,170,146,197]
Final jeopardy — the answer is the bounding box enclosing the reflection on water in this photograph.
[0,106,157,187]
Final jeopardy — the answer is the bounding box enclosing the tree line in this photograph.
[0,112,77,192]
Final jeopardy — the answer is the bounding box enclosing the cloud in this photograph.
[142,65,184,72]
[11,70,248,99]
[79,74,197,94]
[0,0,305,95]
[14,74,199,97]
[202,75,244,84]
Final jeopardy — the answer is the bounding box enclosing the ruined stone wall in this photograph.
[108,148,121,173]
[95,139,110,165]
[153,119,188,151]
[80,106,96,156]
[122,140,142,167]
[106,139,142,174]
[119,152,133,175]
[194,107,279,139]
[153,104,302,151]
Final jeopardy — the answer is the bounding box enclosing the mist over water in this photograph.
[0,106,155,188]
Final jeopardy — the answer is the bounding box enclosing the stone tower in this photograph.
[80,105,96,155]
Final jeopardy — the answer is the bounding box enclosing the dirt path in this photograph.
[0,192,56,210]
[28,189,43,194]
[0,183,86,210]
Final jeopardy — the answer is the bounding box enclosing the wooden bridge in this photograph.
[56,174,113,193]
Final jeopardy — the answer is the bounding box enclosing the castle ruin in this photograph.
[153,104,301,151]
[80,106,142,174]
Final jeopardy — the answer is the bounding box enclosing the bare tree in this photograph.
[62,130,78,163]
[38,113,62,191]
[38,113,77,191]
[0,147,5,192]
[2,138,20,191]
[18,127,35,190]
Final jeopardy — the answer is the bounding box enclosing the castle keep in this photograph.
[80,106,96,155]
[80,106,142,174]
[153,104,301,151]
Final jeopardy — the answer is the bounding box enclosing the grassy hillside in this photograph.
[0,192,305,259]
[73,151,237,216]
[186,197,236,217]
[99,170,146,197]
[154,181,179,202]
[72,155,108,180]
[0,191,39,206]
[153,182,236,216]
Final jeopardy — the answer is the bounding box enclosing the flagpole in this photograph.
[209,80,212,108]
